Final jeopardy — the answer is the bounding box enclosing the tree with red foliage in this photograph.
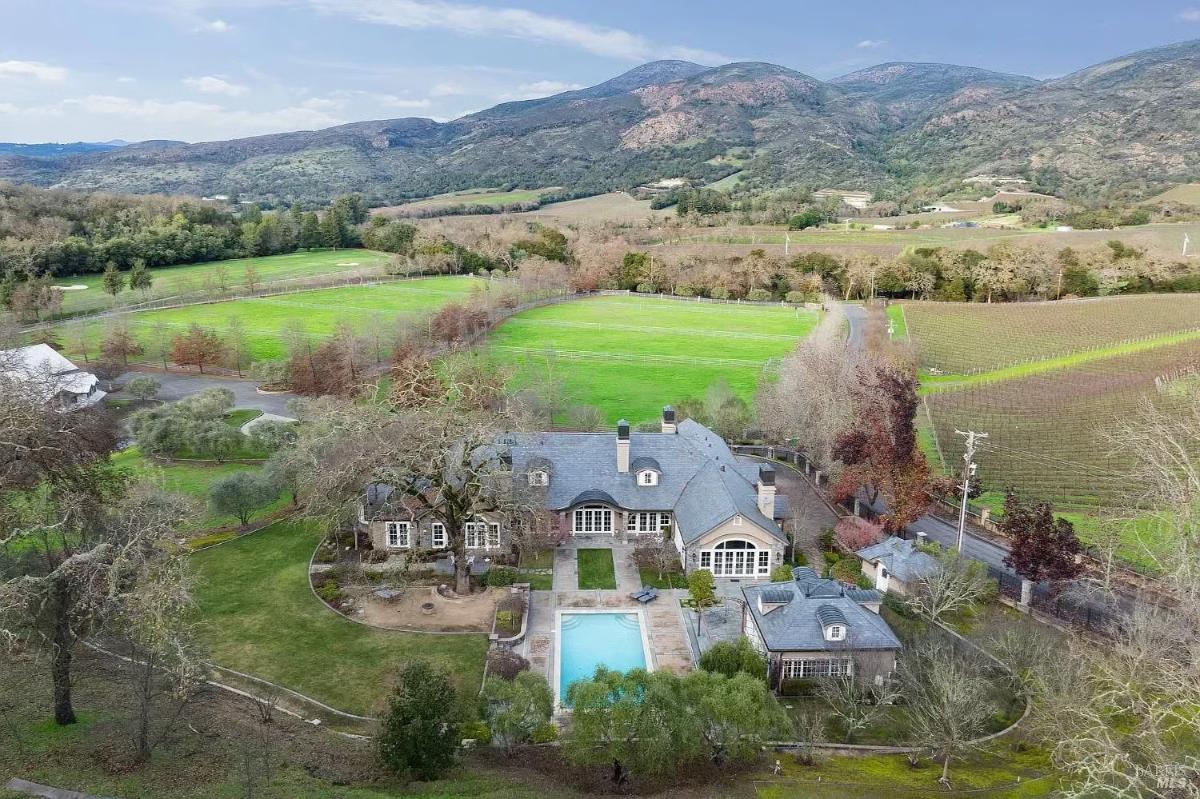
[834,516,885,552]
[289,337,357,397]
[999,493,1083,584]
[170,324,225,374]
[831,363,933,532]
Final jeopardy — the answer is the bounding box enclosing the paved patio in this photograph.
[521,543,695,691]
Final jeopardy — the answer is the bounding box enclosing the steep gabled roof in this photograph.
[508,418,784,544]
[742,578,901,653]
[856,536,940,583]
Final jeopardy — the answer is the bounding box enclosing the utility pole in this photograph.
[954,430,988,553]
[784,232,790,257]
[1185,233,1191,258]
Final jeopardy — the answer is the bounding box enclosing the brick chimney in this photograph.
[616,419,630,473]
[661,405,677,434]
[757,465,776,517]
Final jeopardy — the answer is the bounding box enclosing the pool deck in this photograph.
[521,543,694,692]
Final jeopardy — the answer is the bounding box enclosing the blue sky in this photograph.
[1,0,1196,143]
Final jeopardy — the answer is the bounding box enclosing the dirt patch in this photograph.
[347,584,498,632]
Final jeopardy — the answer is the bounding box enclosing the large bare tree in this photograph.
[289,384,537,594]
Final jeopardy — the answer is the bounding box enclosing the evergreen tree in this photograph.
[128,258,152,293]
[318,208,349,249]
[102,261,125,297]
[376,661,459,781]
[300,212,322,249]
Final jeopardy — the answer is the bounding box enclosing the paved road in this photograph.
[840,301,1016,575]
[115,369,298,415]
[842,302,869,349]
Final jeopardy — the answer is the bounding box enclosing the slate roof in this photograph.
[508,418,784,545]
[742,577,901,653]
[856,536,940,584]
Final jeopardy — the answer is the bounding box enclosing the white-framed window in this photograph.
[528,470,549,487]
[464,521,501,549]
[572,505,613,534]
[826,625,846,642]
[627,511,668,534]
[636,470,658,486]
[704,539,770,577]
[430,522,447,549]
[385,521,411,549]
[781,659,852,679]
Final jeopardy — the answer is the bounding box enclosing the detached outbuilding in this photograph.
[741,566,901,691]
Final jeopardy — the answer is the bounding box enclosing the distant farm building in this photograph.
[814,189,872,210]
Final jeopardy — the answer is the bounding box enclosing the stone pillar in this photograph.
[853,498,861,517]
[1019,578,1033,610]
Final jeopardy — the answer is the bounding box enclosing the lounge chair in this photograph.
[629,588,651,601]
[635,587,659,604]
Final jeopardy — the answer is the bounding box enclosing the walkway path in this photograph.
[4,778,114,799]
[552,546,577,591]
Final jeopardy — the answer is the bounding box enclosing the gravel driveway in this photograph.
[115,369,298,416]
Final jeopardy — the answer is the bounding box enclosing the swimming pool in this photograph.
[555,611,652,706]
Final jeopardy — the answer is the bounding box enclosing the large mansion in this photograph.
[360,407,790,577]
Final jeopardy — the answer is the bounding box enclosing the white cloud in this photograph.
[308,0,728,63]
[499,79,584,101]
[430,82,468,97]
[1180,7,1200,21]
[376,95,432,109]
[856,39,886,49]
[116,76,137,84]
[0,60,68,82]
[183,75,249,96]
[7,93,344,141]
[197,18,234,32]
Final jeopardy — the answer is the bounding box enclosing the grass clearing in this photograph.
[110,447,289,531]
[376,187,561,213]
[60,274,488,362]
[576,548,616,590]
[190,519,488,715]
[487,295,819,425]
[55,249,395,315]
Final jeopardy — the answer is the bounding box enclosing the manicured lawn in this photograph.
[60,274,488,362]
[110,447,288,531]
[225,408,263,428]
[576,548,617,590]
[637,566,686,589]
[55,249,397,314]
[518,549,554,569]
[488,295,819,425]
[190,520,488,715]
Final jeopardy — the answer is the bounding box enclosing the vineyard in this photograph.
[907,295,1200,565]
[903,294,1200,374]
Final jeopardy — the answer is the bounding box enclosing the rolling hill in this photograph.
[2,39,1198,204]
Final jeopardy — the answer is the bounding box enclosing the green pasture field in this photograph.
[1146,182,1200,204]
[53,249,395,315]
[61,275,488,362]
[485,295,819,425]
[191,520,487,716]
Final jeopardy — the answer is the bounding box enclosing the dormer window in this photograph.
[826,625,846,642]
[528,470,549,487]
[636,469,658,486]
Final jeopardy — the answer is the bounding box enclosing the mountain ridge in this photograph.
[2,40,1197,203]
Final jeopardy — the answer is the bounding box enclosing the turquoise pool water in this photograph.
[558,612,647,704]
